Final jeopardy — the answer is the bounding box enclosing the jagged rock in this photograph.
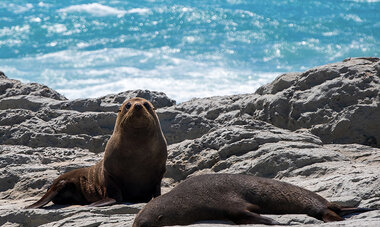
[0,76,175,152]
[0,145,101,200]
[172,95,245,120]
[164,115,380,210]
[164,119,380,225]
[165,116,324,181]
[157,95,257,144]
[53,89,176,113]
[157,108,214,145]
[250,57,380,147]
[0,204,142,227]
[1,58,380,226]
[0,71,7,79]
[0,76,66,101]
[165,58,380,147]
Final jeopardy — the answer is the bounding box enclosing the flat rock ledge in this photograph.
[0,58,379,226]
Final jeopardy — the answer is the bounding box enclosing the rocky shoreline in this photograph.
[0,57,379,226]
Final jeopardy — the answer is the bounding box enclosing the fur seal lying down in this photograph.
[26,97,167,208]
[133,174,373,226]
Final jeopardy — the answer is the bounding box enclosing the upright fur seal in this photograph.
[26,97,167,208]
[133,174,373,226]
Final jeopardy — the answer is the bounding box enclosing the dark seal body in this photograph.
[26,97,167,208]
[133,174,373,226]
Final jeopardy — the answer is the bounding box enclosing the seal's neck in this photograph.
[126,127,156,139]
[114,126,157,142]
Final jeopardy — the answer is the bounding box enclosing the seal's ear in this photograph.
[157,215,163,222]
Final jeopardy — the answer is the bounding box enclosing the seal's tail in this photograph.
[25,180,67,209]
[322,205,375,222]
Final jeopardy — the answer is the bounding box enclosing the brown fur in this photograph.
[133,174,373,226]
[26,97,167,209]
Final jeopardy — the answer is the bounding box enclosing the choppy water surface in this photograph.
[0,0,379,101]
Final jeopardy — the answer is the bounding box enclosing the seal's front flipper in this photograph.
[152,181,162,198]
[25,180,67,209]
[88,197,117,207]
[231,211,281,225]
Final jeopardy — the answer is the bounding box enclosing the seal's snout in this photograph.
[134,103,142,111]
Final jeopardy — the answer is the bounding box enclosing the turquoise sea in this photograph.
[0,0,379,102]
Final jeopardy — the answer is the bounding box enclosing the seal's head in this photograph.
[133,200,167,227]
[133,194,188,227]
[117,97,158,130]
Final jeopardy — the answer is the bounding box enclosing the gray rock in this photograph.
[165,116,380,211]
[1,58,380,226]
[0,71,7,79]
[164,58,380,147]
[172,95,244,120]
[165,116,324,181]
[255,72,301,95]
[157,108,214,145]
[171,212,380,227]
[0,77,175,152]
[165,124,380,224]
[157,94,255,144]
[0,145,101,200]
[0,77,66,101]
[250,57,380,147]
[0,204,142,227]
[53,89,176,113]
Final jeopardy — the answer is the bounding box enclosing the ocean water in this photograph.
[0,0,379,102]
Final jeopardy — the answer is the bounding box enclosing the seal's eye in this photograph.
[125,102,132,110]
[143,102,151,110]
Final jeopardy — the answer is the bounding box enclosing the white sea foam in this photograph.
[38,2,51,8]
[76,42,90,48]
[350,0,380,2]
[56,72,278,102]
[43,24,67,33]
[0,39,21,46]
[7,3,33,14]
[30,17,42,23]
[0,25,30,37]
[53,66,278,102]
[47,42,57,47]
[341,14,364,22]
[126,8,151,15]
[226,0,245,4]
[322,31,339,36]
[58,3,150,17]
[58,3,128,17]
[1,47,279,102]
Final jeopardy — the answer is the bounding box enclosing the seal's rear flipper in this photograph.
[322,210,343,222]
[339,207,375,219]
[88,197,117,207]
[25,180,67,209]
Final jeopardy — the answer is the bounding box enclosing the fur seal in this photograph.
[133,174,373,226]
[26,97,167,208]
